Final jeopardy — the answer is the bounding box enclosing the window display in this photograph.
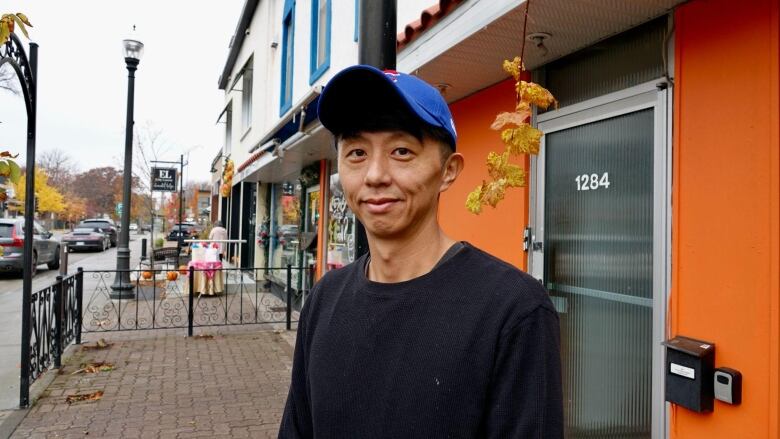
[270,182,301,287]
[326,171,356,270]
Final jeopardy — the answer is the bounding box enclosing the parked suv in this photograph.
[78,218,118,247]
[167,224,196,245]
[0,218,60,276]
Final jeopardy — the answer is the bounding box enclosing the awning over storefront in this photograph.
[238,125,334,184]
[398,0,684,103]
[250,88,322,153]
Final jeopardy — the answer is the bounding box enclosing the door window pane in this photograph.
[544,109,654,438]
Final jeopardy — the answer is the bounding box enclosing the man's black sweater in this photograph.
[279,242,563,438]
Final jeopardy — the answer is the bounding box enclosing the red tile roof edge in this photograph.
[237,149,268,173]
[396,0,467,51]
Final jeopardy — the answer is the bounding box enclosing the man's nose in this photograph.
[364,155,391,186]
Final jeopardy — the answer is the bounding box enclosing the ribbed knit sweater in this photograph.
[279,242,563,438]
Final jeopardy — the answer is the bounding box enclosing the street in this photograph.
[0,232,147,411]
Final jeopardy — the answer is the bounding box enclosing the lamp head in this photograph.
[123,39,144,62]
[122,25,144,62]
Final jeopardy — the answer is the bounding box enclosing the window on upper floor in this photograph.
[309,0,331,83]
[224,102,233,155]
[281,0,296,114]
[354,0,359,42]
[241,57,253,133]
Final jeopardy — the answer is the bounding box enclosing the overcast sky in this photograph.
[0,1,244,184]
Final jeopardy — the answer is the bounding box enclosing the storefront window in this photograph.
[270,182,301,287]
[326,169,356,270]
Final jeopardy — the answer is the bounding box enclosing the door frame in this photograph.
[528,78,672,439]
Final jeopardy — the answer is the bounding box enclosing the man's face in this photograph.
[337,131,457,240]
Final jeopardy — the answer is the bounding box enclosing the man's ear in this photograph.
[439,152,464,193]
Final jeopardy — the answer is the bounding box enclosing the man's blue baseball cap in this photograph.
[318,65,457,150]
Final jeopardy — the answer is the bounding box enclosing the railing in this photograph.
[22,270,82,407]
[80,265,313,334]
[20,265,312,408]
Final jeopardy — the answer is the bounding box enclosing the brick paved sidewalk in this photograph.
[9,329,295,438]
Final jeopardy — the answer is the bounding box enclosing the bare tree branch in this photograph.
[0,65,19,95]
[38,148,76,192]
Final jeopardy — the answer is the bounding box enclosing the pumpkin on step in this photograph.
[166,271,178,281]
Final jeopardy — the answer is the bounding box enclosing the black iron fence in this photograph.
[80,265,312,335]
[20,265,312,407]
[22,270,82,407]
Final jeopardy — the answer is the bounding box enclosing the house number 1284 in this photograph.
[575,172,610,191]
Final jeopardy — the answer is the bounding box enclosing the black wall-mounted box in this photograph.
[662,336,715,413]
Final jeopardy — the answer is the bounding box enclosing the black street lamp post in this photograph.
[110,35,144,299]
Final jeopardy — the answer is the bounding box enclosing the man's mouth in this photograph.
[362,198,399,214]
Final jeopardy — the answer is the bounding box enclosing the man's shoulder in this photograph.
[306,257,365,301]
[455,243,553,320]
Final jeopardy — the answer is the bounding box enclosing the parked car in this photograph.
[129,223,138,232]
[174,222,200,233]
[140,224,151,232]
[78,219,118,247]
[167,224,196,245]
[0,218,60,276]
[61,227,110,252]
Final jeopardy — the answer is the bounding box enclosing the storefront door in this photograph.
[530,84,669,438]
[240,182,257,269]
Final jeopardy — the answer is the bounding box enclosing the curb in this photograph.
[0,343,81,438]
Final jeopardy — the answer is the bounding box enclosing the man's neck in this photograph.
[366,220,456,283]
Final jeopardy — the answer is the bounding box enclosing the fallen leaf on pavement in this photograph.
[194,334,214,340]
[71,362,115,375]
[65,390,104,404]
[82,339,113,350]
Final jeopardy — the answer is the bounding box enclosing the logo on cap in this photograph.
[383,70,400,82]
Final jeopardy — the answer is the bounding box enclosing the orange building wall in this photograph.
[672,0,779,437]
[439,79,529,270]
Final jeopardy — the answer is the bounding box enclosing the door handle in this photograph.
[523,227,532,252]
[524,227,543,252]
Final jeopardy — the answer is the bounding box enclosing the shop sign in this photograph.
[151,167,177,192]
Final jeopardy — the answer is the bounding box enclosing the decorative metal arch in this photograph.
[2,31,39,409]
[0,33,35,118]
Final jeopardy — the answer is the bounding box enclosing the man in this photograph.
[279,65,563,438]
[207,221,228,260]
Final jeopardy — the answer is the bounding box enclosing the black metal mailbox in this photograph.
[662,335,715,413]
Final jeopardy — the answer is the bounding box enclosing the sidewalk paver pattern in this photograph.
[11,330,294,438]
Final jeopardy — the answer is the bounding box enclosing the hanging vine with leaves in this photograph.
[465,1,557,214]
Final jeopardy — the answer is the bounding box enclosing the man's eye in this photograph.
[393,147,411,156]
[346,149,366,158]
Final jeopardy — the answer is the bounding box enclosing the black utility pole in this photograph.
[356,0,396,258]
[19,41,39,409]
[111,37,143,299]
[177,154,184,264]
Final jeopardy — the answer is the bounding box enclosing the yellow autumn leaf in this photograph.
[490,110,531,131]
[501,125,542,155]
[502,57,524,81]
[0,20,9,44]
[486,151,507,179]
[503,165,525,187]
[466,186,484,214]
[15,13,31,27]
[481,180,506,208]
[517,81,558,110]
[10,14,28,39]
